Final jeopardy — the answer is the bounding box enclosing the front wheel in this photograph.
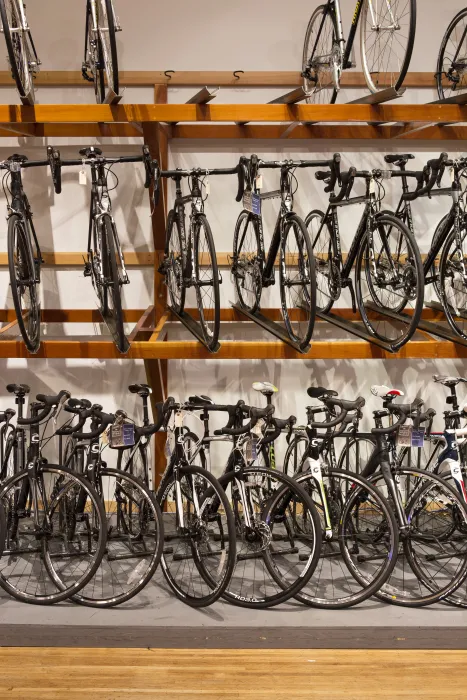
[8,214,40,353]
[193,214,221,351]
[356,214,424,351]
[280,214,316,350]
[360,0,416,94]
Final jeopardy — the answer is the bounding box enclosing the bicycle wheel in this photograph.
[70,469,164,607]
[439,227,467,340]
[283,434,309,478]
[95,214,127,353]
[356,214,424,351]
[337,436,376,474]
[430,213,451,301]
[360,0,416,94]
[437,8,467,101]
[368,468,467,607]
[84,1,105,103]
[0,465,107,605]
[164,211,186,315]
[8,214,40,354]
[232,211,263,314]
[295,468,398,609]
[193,214,220,351]
[97,0,119,98]
[0,0,35,100]
[218,466,322,609]
[306,209,340,314]
[0,499,5,557]
[302,4,339,104]
[280,213,316,349]
[158,465,236,607]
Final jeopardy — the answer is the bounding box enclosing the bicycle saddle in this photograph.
[129,383,152,397]
[371,385,404,399]
[384,154,414,166]
[6,383,30,396]
[79,147,102,158]
[188,395,213,405]
[7,153,28,163]
[252,381,278,397]
[307,386,338,399]
[433,375,467,387]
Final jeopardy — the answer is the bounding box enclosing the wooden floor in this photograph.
[0,648,465,699]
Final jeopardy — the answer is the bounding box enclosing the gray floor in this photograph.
[0,571,466,648]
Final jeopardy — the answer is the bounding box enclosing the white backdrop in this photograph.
[0,0,465,474]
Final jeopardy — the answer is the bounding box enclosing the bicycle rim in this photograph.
[232,211,263,313]
[166,212,185,314]
[283,435,309,478]
[193,215,220,351]
[437,8,467,101]
[8,214,40,353]
[306,209,339,313]
[303,4,339,104]
[337,437,376,475]
[360,0,416,93]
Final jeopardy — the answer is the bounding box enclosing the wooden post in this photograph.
[143,84,169,487]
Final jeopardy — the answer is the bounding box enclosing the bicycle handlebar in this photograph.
[72,410,115,440]
[402,152,449,201]
[17,390,71,426]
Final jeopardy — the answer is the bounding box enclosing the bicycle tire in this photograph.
[0,499,5,558]
[360,0,416,94]
[337,436,376,474]
[436,8,467,101]
[158,464,236,607]
[85,1,105,103]
[0,464,107,605]
[165,210,186,315]
[8,213,40,354]
[295,468,399,609]
[302,4,339,105]
[98,0,119,97]
[232,210,263,314]
[430,213,451,301]
[70,468,164,608]
[193,214,220,351]
[218,466,322,609]
[439,226,467,340]
[306,208,339,314]
[356,214,424,351]
[0,0,34,100]
[280,213,316,350]
[283,433,309,478]
[96,214,127,353]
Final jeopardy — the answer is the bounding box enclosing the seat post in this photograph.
[142,395,150,427]
[15,393,25,421]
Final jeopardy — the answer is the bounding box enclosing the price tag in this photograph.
[411,428,425,448]
[245,436,258,462]
[397,425,412,447]
[369,178,376,195]
[251,418,265,438]
[255,175,263,190]
[205,178,210,195]
[243,190,261,216]
[109,422,135,448]
[79,169,87,185]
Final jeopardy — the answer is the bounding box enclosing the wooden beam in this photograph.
[0,309,144,323]
[128,306,155,343]
[0,251,154,267]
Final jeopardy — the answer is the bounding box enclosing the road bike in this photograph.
[437,8,467,101]
[83,0,121,103]
[308,155,424,351]
[302,0,416,104]
[0,0,40,104]
[232,155,317,351]
[158,166,239,352]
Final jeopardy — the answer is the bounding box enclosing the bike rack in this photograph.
[168,305,221,353]
[315,309,396,353]
[347,86,405,105]
[430,92,467,105]
[231,302,311,354]
[185,87,219,105]
[104,87,123,105]
[417,301,467,347]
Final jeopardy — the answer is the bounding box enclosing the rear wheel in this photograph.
[439,226,467,340]
[306,209,340,314]
[232,211,263,313]
[165,212,185,315]
[283,434,309,478]
[98,0,119,98]
[436,8,467,101]
[302,4,339,105]
[280,214,316,350]
[8,214,40,354]
[0,0,35,100]
[193,214,220,351]
[84,2,105,103]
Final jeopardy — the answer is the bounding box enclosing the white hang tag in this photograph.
[175,411,184,428]
[451,167,455,184]
[255,175,263,190]
[251,418,265,438]
[205,178,210,195]
[79,169,87,185]
[369,178,376,195]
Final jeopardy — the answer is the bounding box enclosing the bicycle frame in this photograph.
[169,174,206,285]
[308,0,363,74]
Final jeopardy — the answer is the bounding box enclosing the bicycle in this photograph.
[0,384,108,604]
[0,0,40,104]
[308,155,424,351]
[53,145,154,353]
[83,0,121,104]
[158,165,240,352]
[302,0,416,104]
[436,8,467,102]
[231,155,317,351]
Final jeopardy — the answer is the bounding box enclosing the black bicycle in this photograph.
[0,0,40,104]
[437,7,467,101]
[232,155,317,351]
[302,0,416,104]
[158,165,239,352]
[52,145,154,353]
[83,0,121,103]
[308,154,424,351]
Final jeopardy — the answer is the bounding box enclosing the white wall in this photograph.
[0,1,465,475]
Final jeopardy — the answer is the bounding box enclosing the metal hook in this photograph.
[164,70,175,81]
[233,70,244,81]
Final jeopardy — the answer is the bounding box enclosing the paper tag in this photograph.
[79,169,87,185]
[251,418,265,438]
[101,428,109,446]
[205,178,210,195]
[397,425,412,447]
[243,190,261,215]
[175,411,183,428]
[255,175,263,190]
[109,422,135,448]
[245,436,258,462]
[411,428,425,448]
[369,178,376,195]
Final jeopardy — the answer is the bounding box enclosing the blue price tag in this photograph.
[411,428,425,448]
[243,191,261,216]
[122,423,135,446]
